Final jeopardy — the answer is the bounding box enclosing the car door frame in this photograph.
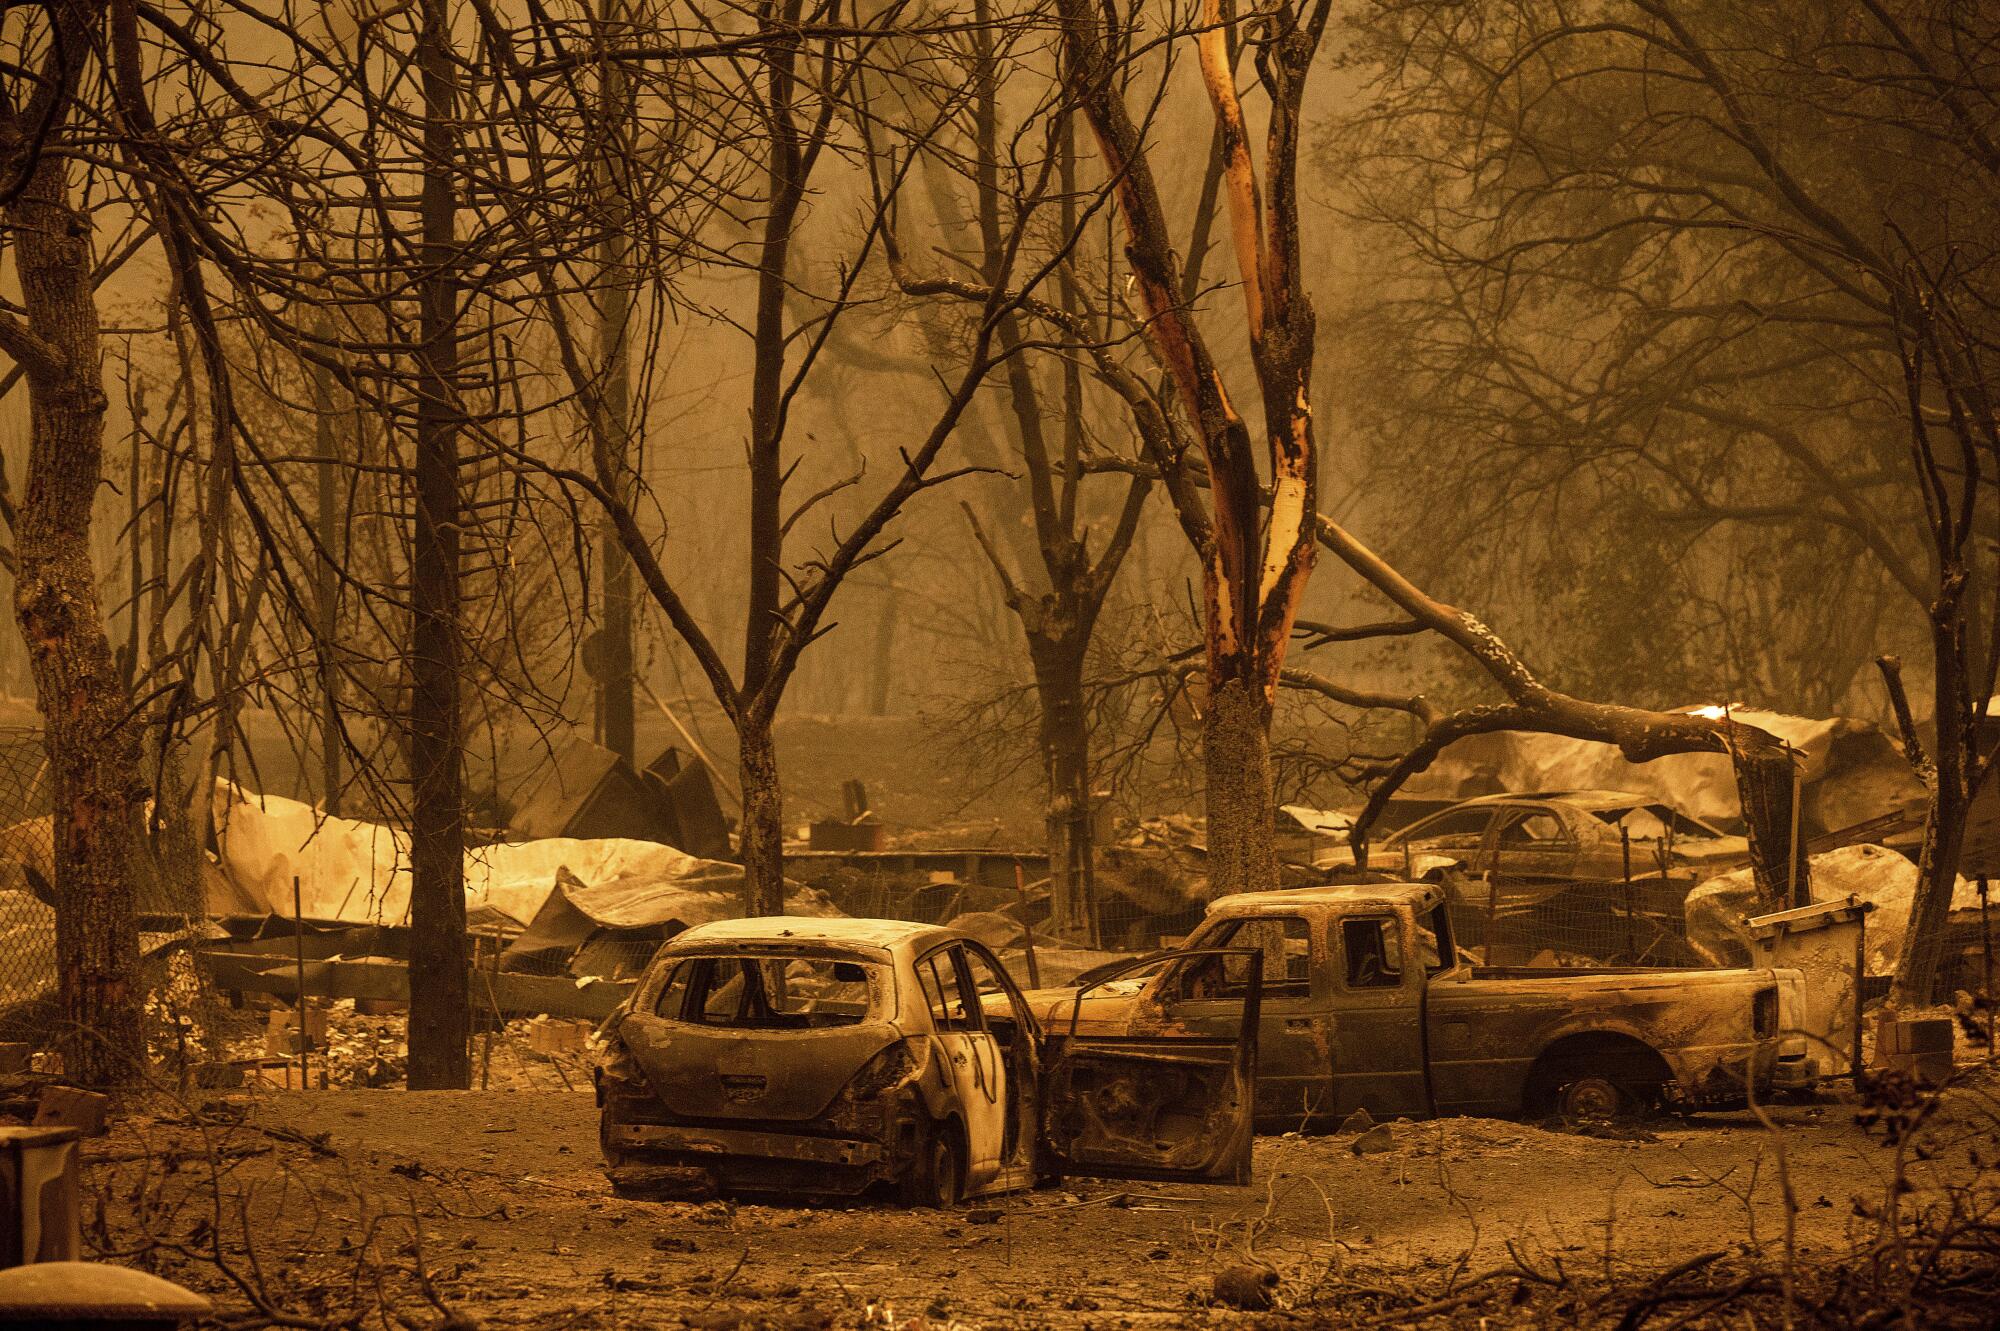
[911,942,1013,1191]
[953,939,1046,1193]
[1036,947,1263,1185]
[1142,913,1330,1130]
[1486,802,1582,881]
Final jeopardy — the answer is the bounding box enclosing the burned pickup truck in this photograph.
[1008,883,1812,1128]
[595,917,1264,1205]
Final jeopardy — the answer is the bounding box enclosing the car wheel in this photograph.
[1554,1075,1629,1123]
[901,1124,962,1209]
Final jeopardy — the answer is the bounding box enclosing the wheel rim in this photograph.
[1559,1078,1622,1121]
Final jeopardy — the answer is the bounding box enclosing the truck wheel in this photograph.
[900,1125,962,1209]
[1554,1075,1629,1123]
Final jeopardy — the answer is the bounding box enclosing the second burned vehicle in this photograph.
[1011,883,1815,1129]
[594,918,1263,1205]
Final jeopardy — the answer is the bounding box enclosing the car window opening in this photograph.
[1172,915,1310,999]
[1342,917,1403,989]
[661,955,885,1028]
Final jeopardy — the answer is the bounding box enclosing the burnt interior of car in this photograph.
[1168,917,1311,999]
[654,955,881,1029]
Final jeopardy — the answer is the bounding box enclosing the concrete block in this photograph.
[31,1087,108,1138]
[1902,1018,1954,1054]
[525,1016,590,1056]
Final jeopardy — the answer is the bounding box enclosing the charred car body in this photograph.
[1006,884,1812,1129]
[596,918,1263,1204]
[1371,791,1750,882]
[1335,792,1754,966]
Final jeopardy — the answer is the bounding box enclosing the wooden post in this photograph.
[1484,872,1499,967]
[1014,863,1042,990]
[1852,916,1867,1089]
[1787,759,1805,908]
[1981,876,1993,1057]
[1619,825,1637,962]
[292,875,309,1090]
[479,935,500,1090]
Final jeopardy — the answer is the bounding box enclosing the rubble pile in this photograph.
[209,1001,602,1091]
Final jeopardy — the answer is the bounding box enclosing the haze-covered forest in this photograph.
[0,2,1997,1327]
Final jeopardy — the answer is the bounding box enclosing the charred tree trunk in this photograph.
[1028,634,1095,939]
[1058,0,1322,901]
[867,593,897,717]
[407,0,470,1090]
[1203,676,1277,901]
[311,358,343,815]
[594,0,636,766]
[3,131,148,1086]
[737,710,785,916]
[1313,518,1809,905]
[1886,615,1978,1008]
[729,0,806,915]
[1897,779,1969,1008]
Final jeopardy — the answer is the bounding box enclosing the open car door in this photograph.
[1037,948,1261,1184]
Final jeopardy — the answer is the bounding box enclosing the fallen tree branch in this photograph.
[1310,512,1806,901]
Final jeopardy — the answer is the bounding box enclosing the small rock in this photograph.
[1337,1107,1375,1135]
[652,1235,698,1253]
[964,1208,1002,1225]
[1211,1263,1277,1310]
[1351,1123,1397,1155]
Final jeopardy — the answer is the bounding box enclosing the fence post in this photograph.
[292,875,309,1090]
[1484,872,1498,966]
[1981,876,1993,1057]
[1620,825,1637,963]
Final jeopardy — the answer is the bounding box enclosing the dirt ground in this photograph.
[77,1067,2000,1329]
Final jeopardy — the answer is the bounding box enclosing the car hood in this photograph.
[615,1017,905,1122]
[1004,985,1146,1038]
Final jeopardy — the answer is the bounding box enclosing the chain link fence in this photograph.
[0,728,231,1076]
[0,726,54,1036]
[1437,869,1708,968]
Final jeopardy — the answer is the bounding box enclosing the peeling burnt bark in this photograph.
[0,15,149,1083]
[1057,0,1327,899]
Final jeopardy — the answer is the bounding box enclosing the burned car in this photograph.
[595,917,1262,1205]
[1374,790,1750,883]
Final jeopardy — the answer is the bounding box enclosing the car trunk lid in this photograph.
[616,1018,904,1122]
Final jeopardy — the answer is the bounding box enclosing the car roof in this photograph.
[664,915,960,956]
[1425,790,1729,836]
[1209,883,1445,914]
[1445,789,1662,810]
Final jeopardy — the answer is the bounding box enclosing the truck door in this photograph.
[1329,911,1430,1118]
[1038,948,1261,1184]
[1146,914,1332,1129]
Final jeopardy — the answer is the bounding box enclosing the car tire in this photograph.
[901,1124,962,1209]
[1554,1075,1630,1123]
